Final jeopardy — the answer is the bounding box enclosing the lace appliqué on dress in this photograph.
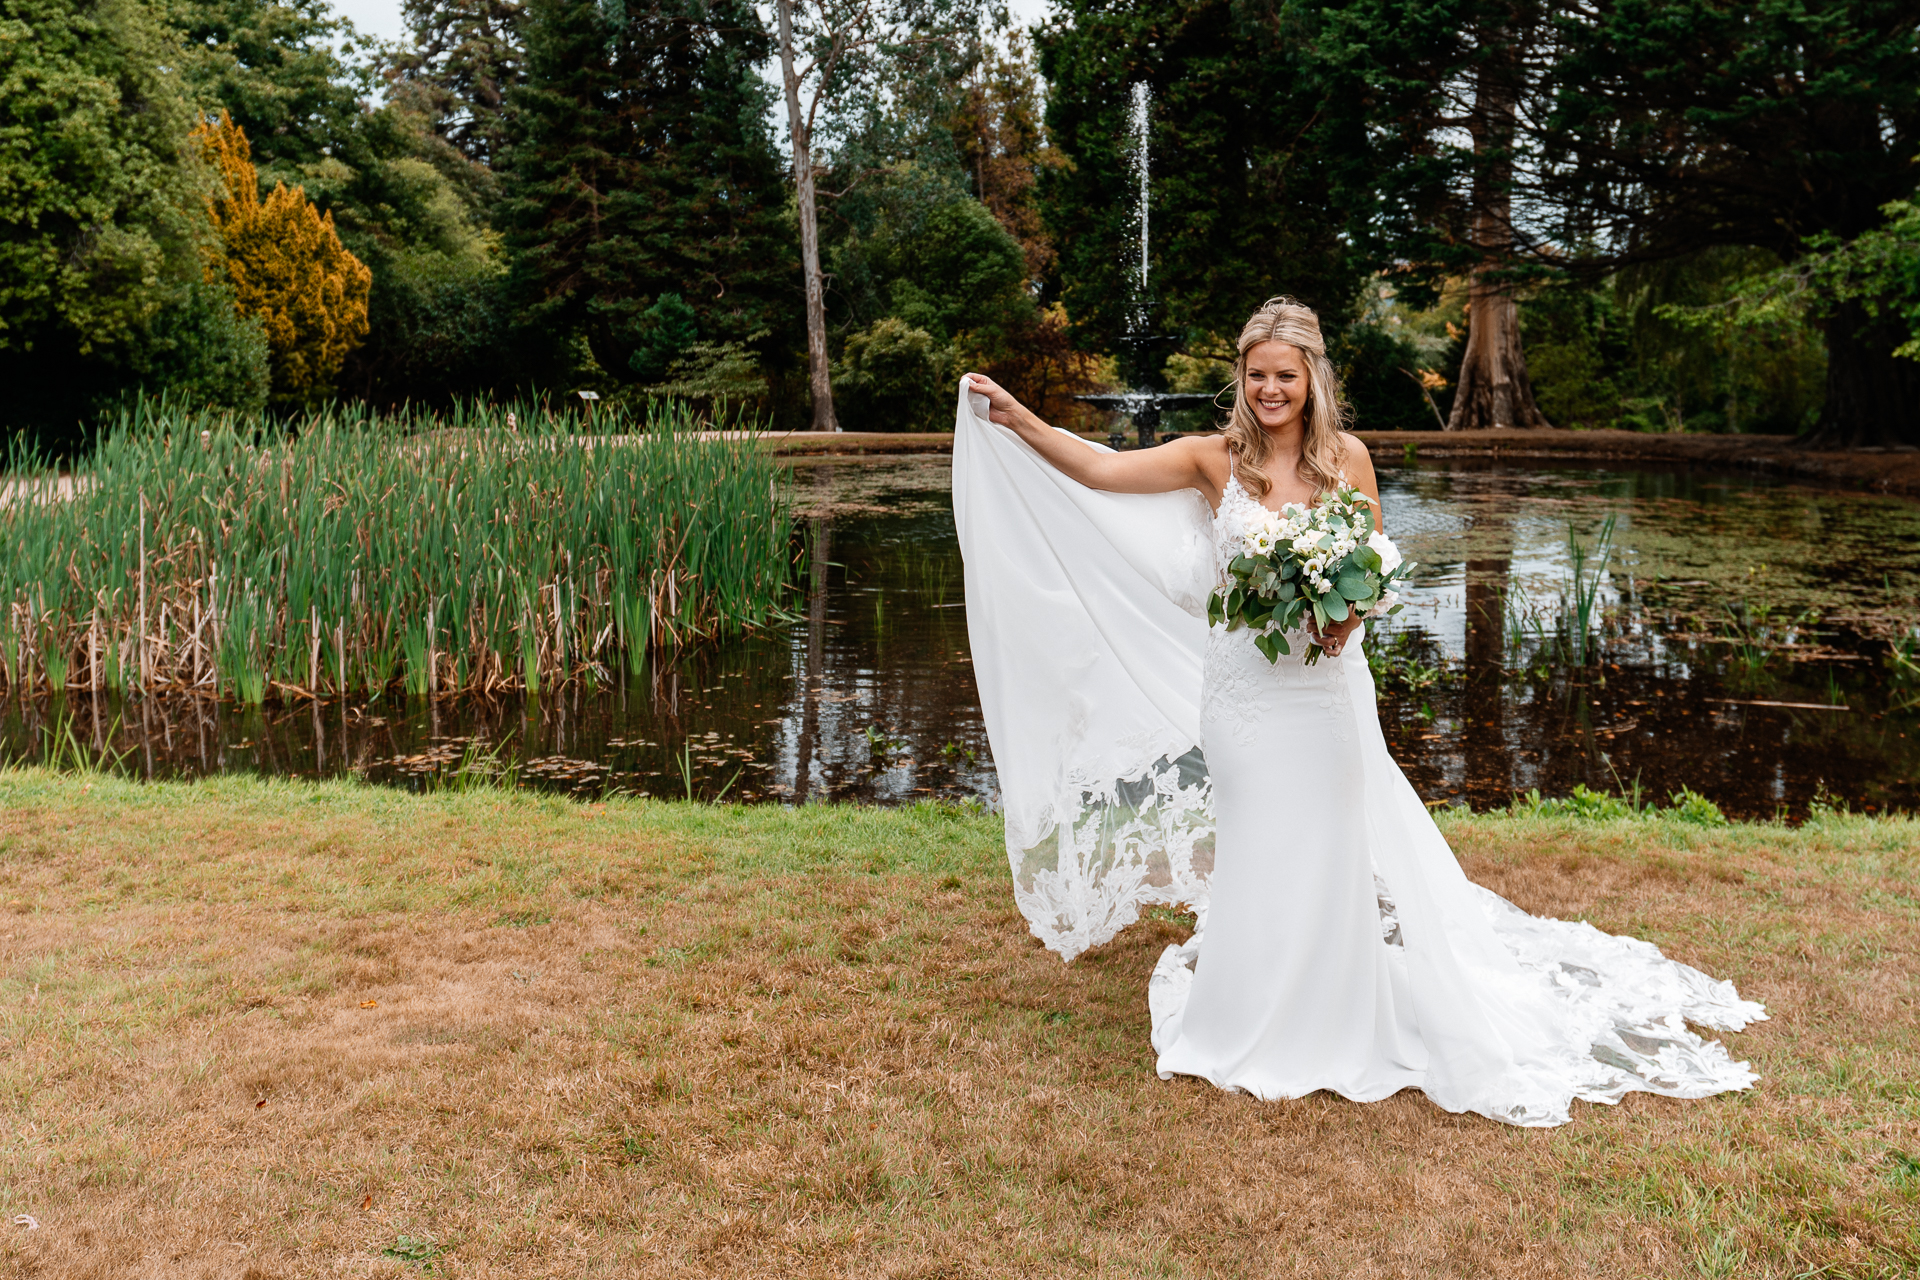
[1013,748,1214,962]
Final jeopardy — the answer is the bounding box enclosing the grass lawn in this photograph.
[0,768,1915,1278]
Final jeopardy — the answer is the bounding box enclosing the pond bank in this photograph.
[765,428,1920,496]
[1,767,1914,1277]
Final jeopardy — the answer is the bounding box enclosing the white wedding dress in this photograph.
[951,382,1766,1127]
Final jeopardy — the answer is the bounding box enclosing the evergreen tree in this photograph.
[1037,0,1368,390]
[166,0,369,179]
[1313,0,1920,443]
[194,112,372,401]
[504,0,797,389]
[1539,0,1920,445]
[387,0,524,167]
[949,32,1059,287]
[1303,0,1564,430]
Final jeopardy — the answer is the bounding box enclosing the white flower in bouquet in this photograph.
[1206,483,1418,665]
[1367,529,1402,575]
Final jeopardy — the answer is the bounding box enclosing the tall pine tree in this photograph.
[506,0,797,388]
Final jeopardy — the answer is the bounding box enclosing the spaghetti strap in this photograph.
[1227,446,1236,482]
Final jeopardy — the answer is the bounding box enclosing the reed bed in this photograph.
[0,398,796,702]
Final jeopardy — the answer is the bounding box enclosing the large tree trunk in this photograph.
[1808,299,1920,447]
[775,0,839,432]
[1447,24,1553,432]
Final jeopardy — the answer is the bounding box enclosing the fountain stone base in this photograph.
[1076,392,1219,449]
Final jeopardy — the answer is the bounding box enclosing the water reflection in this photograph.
[2,455,1916,819]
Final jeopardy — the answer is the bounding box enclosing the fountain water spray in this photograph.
[1128,81,1151,338]
[1078,81,1214,448]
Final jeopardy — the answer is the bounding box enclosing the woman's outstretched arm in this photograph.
[964,373,1218,499]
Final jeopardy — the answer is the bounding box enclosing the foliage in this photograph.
[0,0,281,443]
[1667,787,1731,827]
[1536,0,1920,444]
[947,32,1060,287]
[1654,193,1920,420]
[836,176,1030,347]
[626,292,700,384]
[0,0,207,356]
[114,277,272,415]
[504,0,796,393]
[1331,288,1436,432]
[1511,783,1639,820]
[0,397,795,701]
[166,0,371,182]
[643,337,770,407]
[1038,0,1366,383]
[386,0,523,166]
[1509,783,1728,826]
[832,317,950,431]
[170,0,519,406]
[193,112,372,401]
[970,302,1115,433]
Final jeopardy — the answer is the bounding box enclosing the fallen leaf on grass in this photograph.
[12,1215,38,1230]
[361,1195,373,1211]
[360,1000,378,1008]
[254,1099,267,1109]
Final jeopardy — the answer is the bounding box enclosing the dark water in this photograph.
[4,455,1917,819]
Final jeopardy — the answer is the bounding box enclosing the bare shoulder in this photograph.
[1173,433,1233,486]
[1337,432,1378,477]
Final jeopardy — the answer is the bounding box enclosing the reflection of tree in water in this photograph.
[1461,512,1513,808]
[793,465,833,802]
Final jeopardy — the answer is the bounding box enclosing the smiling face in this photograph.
[1243,340,1309,435]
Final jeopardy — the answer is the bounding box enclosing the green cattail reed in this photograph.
[0,396,796,703]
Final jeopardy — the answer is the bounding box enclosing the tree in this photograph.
[949,31,1059,286]
[1037,0,1367,390]
[1538,0,1920,445]
[504,0,796,389]
[194,111,371,400]
[1306,0,1559,430]
[0,0,203,357]
[171,0,514,407]
[771,0,984,430]
[386,0,524,167]
[0,0,268,443]
[1443,4,1554,429]
[165,0,370,181]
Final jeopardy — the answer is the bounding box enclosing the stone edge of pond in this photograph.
[763,429,1920,497]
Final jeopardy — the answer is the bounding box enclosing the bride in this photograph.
[954,295,1765,1127]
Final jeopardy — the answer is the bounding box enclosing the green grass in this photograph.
[0,768,1916,1277]
[0,397,795,702]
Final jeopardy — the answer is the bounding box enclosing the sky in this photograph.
[330,0,1054,50]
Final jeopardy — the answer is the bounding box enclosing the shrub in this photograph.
[833,318,951,432]
[192,111,371,403]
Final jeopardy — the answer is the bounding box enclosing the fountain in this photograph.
[1078,82,1217,449]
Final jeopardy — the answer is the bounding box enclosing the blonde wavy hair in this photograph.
[1223,296,1351,501]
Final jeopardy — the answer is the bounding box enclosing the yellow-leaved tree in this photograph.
[191,111,371,401]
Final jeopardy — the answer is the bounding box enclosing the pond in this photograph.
[4,453,1916,819]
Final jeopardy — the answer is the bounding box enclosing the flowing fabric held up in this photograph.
[952,382,1215,960]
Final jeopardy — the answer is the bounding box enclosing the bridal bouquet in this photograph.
[1207,484,1416,664]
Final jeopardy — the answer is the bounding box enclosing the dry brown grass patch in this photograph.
[0,771,1913,1277]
